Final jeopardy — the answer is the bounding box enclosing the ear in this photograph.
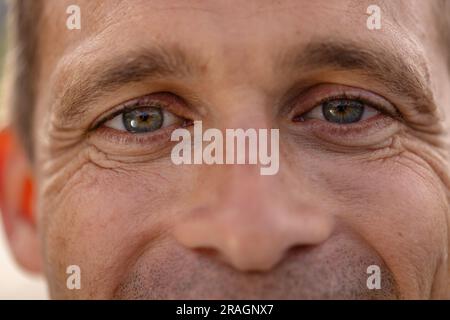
[0,127,42,273]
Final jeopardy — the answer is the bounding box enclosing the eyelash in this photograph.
[89,93,193,145]
[90,89,400,147]
[305,93,396,116]
[292,90,403,127]
[92,94,188,130]
[282,86,405,145]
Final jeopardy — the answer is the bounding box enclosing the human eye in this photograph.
[289,84,402,146]
[101,92,189,133]
[92,92,193,148]
[104,106,181,133]
[300,98,380,124]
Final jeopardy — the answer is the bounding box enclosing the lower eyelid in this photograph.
[93,122,183,146]
[294,114,397,147]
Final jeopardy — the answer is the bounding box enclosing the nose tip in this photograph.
[173,212,334,272]
[174,222,283,271]
[217,234,284,272]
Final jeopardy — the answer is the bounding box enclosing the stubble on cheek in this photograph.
[281,127,450,299]
[327,133,450,298]
[37,146,179,298]
[35,124,450,299]
[113,226,399,300]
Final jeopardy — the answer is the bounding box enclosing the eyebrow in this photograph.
[55,45,197,124]
[280,40,437,116]
[55,39,437,126]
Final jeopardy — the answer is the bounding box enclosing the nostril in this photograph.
[188,245,249,271]
[173,204,335,273]
[194,247,219,258]
[284,243,316,261]
[191,246,238,268]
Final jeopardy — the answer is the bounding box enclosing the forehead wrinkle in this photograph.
[43,0,440,129]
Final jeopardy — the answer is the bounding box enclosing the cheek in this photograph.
[320,153,448,298]
[39,161,188,298]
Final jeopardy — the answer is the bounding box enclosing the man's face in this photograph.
[26,0,450,298]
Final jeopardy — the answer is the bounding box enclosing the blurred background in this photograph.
[0,0,48,299]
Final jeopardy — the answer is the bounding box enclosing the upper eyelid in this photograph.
[315,96,385,114]
[317,95,386,113]
[289,86,403,121]
[91,104,153,131]
[90,95,180,131]
[106,102,164,124]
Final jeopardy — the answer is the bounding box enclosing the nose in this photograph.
[173,165,335,272]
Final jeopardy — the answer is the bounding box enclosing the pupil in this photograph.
[336,105,346,113]
[322,100,364,124]
[123,107,163,133]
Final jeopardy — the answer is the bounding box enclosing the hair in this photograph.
[3,0,450,160]
[437,0,450,69]
[5,0,42,160]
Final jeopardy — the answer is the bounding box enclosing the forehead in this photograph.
[41,0,429,30]
[34,0,441,120]
[38,0,433,63]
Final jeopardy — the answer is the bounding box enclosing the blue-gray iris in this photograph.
[322,100,364,124]
[123,107,163,133]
